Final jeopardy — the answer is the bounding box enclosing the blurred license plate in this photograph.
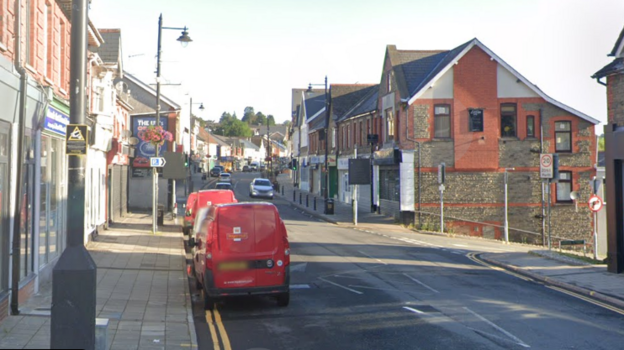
[219,261,248,271]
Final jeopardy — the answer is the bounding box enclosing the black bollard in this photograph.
[306,194,309,207]
[314,197,317,211]
[293,190,296,202]
[299,193,302,204]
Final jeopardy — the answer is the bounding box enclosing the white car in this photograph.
[218,173,231,183]
[249,178,274,199]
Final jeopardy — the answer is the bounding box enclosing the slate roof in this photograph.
[308,109,327,132]
[330,84,377,120]
[91,29,122,66]
[593,58,624,79]
[239,139,260,151]
[340,85,379,121]
[254,125,288,139]
[118,73,180,115]
[610,26,624,57]
[389,38,599,125]
[304,93,326,122]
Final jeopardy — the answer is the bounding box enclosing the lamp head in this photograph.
[177,27,192,47]
[199,103,205,111]
[306,83,313,93]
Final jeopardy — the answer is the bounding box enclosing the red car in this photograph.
[183,190,237,235]
[190,202,290,309]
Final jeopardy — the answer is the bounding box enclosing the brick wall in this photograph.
[607,74,624,126]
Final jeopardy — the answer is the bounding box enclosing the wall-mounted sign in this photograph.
[65,124,88,155]
[468,109,484,132]
[45,106,70,136]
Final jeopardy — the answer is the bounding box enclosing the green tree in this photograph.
[598,134,605,151]
[267,114,276,126]
[242,106,256,124]
[255,112,267,126]
[282,120,291,126]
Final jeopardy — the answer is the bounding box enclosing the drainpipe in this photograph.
[11,0,29,315]
[540,108,546,246]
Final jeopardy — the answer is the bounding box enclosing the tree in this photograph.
[282,120,292,126]
[242,106,256,124]
[598,134,605,151]
[267,114,276,126]
[255,112,267,126]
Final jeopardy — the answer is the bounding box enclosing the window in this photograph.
[556,171,573,202]
[468,109,483,132]
[555,121,571,152]
[380,169,400,201]
[60,21,67,88]
[387,72,392,93]
[44,2,51,78]
[500,103,517,137]
[434,105,451,138]
[27,2,35,66]
[359,121,363,146]
[385,109,394,141]
[527,115,535,138]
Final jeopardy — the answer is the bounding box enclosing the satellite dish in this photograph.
[570,191,578,200]
[128,137,140,146]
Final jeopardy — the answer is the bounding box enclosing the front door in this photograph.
[0,123,9,292]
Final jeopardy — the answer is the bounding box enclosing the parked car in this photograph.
[183,192,198,235]
[242,165,251,172]
[189,202,290,309]
[183,189,238,235]
[249,178,274,199]
[250,162,259,171]
[210,166,224,177]
[214,182,233,190]
[218,173,231,183]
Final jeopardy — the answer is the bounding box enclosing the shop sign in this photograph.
[310,156,320,164]
[45,106,70,136]
[338,158,350,170]
[132,116,169,168]
[373,148,401,165]
[328,155,337,167]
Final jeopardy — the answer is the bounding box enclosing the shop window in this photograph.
[385,109,394,141]
[527,115,535,138]
[500,103,517,137]
[380,169,400,202]
[434,105,451,138]
[556,171,573,203]
[555,121,571,152]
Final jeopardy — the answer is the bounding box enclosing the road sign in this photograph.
[150,157,166,167]
[588,195,603,212]
[540,153,553,179]
[65,124,88,155]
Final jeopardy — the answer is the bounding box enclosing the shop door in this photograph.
[0,124,8,292]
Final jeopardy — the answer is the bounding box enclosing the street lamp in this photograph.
[153,14,192,233]
[504,167,515,244]
[307,76,331,214]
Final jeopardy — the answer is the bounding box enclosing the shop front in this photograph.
[337,157,350,203]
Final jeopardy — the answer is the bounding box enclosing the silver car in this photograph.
[218,173,231,183]
[249,178,274,199]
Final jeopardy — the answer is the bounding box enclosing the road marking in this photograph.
[546,285,624,317]
[402,273,439,293]
[403,306,426,314]
[453,244,469,247]
[213,306,232,350]
[290,284,311,289]
[318,277,363,295]
[358,250,387,265]
[466,252,533,282]
[205,310,221,350]
[463,307,530,348]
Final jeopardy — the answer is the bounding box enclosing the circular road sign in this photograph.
[540,154,552,167]
[588,195,603,212]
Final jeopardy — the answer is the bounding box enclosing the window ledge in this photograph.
[555,152,574,156]
[44,77,54,86]
[0,42,7,52]
[25,64,37,75]
[431,138,452,142]
[500,137,519,141]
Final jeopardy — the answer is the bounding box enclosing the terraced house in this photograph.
[375,38,599,244]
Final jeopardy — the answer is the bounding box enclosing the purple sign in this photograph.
[132,116,169,168]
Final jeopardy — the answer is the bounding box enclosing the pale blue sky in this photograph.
[91,0,623,127]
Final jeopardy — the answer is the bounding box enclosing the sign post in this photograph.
[540,153,553,179]
[588,194,603,260]
[438,163,445,233]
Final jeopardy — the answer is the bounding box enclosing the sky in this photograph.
[90,0,624,128]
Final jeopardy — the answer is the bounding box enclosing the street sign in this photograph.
[438,163,446,184]
[540,153,553,179]
[588,195,603,212]
[65,124,88,155]
[150,157,166,167]
[162,153,187,179]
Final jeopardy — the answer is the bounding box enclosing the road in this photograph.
[185,171,624,350]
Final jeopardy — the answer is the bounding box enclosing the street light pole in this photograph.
[324,76,329,207]
[504,167,515,244]
[152,14,192,233]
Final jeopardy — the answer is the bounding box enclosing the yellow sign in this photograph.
[68,126,85,141]
[66,124,88,155]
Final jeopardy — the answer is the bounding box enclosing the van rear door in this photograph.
[213,204,280,289]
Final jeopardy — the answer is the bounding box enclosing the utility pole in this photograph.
[51,1,96,348]
[504,168,515,244]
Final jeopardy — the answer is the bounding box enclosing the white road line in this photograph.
[453,244,469,247]
[451,251,463,255]
[403,306,425,314]
[463,307,530,348]
[403,273,439,294]
[318,277,363,295]
[358,250,387,265]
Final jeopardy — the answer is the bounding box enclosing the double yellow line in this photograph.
[205,306,232,350]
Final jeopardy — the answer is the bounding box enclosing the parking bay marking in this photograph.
[318,277,363,295]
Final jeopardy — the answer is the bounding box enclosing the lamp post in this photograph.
[187,97,204,193]
[504,167,515,244]
[153,14,192,234]
[307,76,331,213]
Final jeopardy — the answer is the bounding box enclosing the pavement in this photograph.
[0,212,196,350]
[273,172,624,312]
[0,171,622,349]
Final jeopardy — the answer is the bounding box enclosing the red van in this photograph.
[190,202,290,309]
[183,190,237,235]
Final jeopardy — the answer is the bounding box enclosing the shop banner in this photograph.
[132,116,169,168]
[44,106,70,136]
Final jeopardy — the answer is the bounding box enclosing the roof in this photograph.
[341,85,379,121]
[308,110,327,132]
[394,38,599,125]
[210,134,231,147]
[610,26,624,57]
[304,93,326,122]
[593,58,624,79]
[239,139,260,150]
[254,125,288,138]
[91,29,123,67]
[330,84,377,120]
[118,73,180,115]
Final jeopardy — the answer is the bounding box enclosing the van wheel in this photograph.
[276,292,289,307]
[203,288,215,310]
